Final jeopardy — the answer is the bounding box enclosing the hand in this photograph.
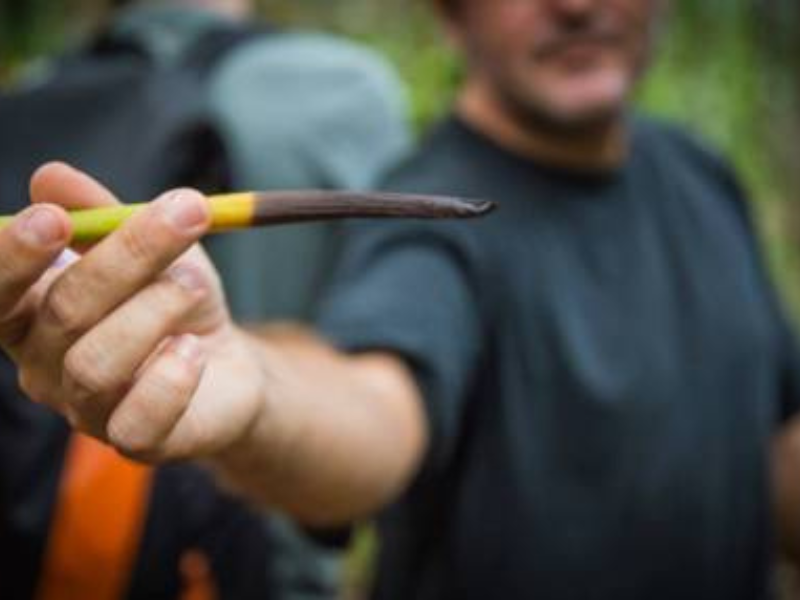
[0,163,267,462]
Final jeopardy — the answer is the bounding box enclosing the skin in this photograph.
[773,416,800,563]
[443,0,662,169]
[0,0,797,559]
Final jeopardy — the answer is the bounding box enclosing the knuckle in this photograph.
[63,344,113,396]
[165,262,209,294]
[154,278,200,317]
[119,225,156,265]
[147,359,197,400]
[107,418,149,458]
[0,240,36,283]
[43,282,89,336]
[156,265,210,316]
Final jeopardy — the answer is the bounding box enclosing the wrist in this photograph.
[204,329,301,503]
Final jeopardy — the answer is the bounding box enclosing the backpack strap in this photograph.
[62,20,274,75]
[87,33,153,63]
[50,28,154,75]
[34,434,153,600]
[180,23,276,78]
[171,23,277,194]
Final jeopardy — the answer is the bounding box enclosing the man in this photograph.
[0,0,408,598]
[0,1,798,599]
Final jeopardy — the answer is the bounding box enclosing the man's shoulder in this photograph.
[635,115,752,230]
[634,115,740,188]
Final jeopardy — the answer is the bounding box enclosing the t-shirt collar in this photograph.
[447,112,633,187]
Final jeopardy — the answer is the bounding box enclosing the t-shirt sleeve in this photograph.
[729,193,800,423]
[316,223,483,474]
[692,134,800,423]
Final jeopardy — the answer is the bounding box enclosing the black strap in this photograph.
[181,23,276,78]
[69,21,276,77]
[86,33,152,62]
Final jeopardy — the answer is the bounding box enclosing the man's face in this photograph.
[449,0,662,133]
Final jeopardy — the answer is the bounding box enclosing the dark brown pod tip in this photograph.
[250,191,496,226]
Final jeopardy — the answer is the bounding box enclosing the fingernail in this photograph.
[161,191,208,232]
[168,264,207,293]
[18,207,66,246]
[52,248,81,269]
[174,335,203,364]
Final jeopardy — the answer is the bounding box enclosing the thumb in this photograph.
[30,162,121,210]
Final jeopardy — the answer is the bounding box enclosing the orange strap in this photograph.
[35,433,153,600]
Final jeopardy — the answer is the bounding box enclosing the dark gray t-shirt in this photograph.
[317,115,800,600]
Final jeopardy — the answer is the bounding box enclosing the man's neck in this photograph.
[456,81,629,172]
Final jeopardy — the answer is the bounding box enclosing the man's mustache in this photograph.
[533,27,626,59]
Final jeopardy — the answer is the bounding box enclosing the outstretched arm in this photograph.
[208,335,427,525]
[0,163,427,526]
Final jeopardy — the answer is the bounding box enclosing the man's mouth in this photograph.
[534,33,622,61]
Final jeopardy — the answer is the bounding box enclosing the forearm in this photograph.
[206,325,427,527]
[773,415,800,564]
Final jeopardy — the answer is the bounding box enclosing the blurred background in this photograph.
[1,0,798,597]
